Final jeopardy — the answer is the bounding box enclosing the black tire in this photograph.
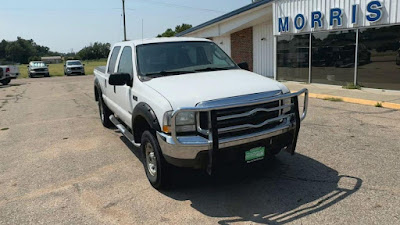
[141,131,169,189]
[97,90,113,128]
[28,73,32,78]
[45,73,50,77]
[1,78,11,85]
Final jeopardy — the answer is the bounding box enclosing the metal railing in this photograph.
[170,88,308,146]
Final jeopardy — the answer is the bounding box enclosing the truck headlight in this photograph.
[176,112,195,125]
[163,111,196,134]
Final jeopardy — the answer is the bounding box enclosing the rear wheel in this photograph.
[141,131,169,189]
[0,78,11,85]
[97,90,113,128]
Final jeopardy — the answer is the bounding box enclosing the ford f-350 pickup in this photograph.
[94,37,308,189]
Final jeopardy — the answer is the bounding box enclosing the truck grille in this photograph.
[214,100,289,139]
[71,67,82,70]
[34,68,46,72]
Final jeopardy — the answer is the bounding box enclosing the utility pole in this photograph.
[122,0,127,41]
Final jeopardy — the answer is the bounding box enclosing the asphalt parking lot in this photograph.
[0,76,399,224]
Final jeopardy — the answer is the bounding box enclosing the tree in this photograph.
[175,24,193,34]
[0,37,62,64]
[157,23,192,37]
[77,42,111,60]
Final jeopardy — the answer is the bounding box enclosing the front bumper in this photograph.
[157,89,309,172]
[30,71,49,76]
[66,69,85,75]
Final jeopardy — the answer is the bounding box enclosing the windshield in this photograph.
[136,41,237,77]
[30,62,46,67]
[67,61,82,66]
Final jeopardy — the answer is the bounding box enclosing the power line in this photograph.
[132,0,226,13]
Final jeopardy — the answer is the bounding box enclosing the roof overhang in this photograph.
[177,0,274,38]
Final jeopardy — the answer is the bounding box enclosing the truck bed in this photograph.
[94,66,106,74]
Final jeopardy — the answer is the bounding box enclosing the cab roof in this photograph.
[114,37,212,47]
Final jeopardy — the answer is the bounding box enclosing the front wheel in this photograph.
[97,90,113,128]
[141,131,169,189]
[1,78,11,85]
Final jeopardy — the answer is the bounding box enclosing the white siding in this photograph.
[274,0,400,35]
[213,35,231,56]
[253,23,274,78]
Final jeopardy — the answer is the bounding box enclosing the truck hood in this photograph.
[144,69,289,109]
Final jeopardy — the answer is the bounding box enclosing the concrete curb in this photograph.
[305,93,400,110]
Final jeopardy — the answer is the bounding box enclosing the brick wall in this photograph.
[230,27,253,71]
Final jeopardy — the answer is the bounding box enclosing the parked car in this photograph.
[0,65,20,79]
[28,61,50,78]
[64,60,85,76]
[0,67,11,85]
[94,38,308,189]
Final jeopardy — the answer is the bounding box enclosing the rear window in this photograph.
[107,47,121,74]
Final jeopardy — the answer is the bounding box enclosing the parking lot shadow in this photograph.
[0,83,23,88]
[120,137,362,224]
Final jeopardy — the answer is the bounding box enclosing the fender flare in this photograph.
[94,78,101,101]
[132,103,161,132]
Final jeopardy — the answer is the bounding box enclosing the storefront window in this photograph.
[358,25,400,90]
[277,34,310,82]
[311,30,356,85]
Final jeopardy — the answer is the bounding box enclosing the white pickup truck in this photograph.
[94,37,308,189]
[0,65,19,85]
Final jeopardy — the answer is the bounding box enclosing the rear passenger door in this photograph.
[113,46,137,125]
[104,46,121,106]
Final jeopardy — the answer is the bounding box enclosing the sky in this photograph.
[0,0,253,53]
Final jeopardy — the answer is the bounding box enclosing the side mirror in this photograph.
[27,65,29,68]
[83,64,85,66]
[109,73,132,86]
[238,62,249,71]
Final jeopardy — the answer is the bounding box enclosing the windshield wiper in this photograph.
[194,67,232,72]
[144,70,195,77]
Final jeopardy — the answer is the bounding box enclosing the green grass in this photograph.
[323,97,343,102]
[18,59,107,79]
[375,102,383,108]
[342,83,362,90]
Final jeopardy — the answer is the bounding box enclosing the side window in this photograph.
[117,46,133,75]
[107,46,121,74]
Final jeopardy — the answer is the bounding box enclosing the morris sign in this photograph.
[278,0,384,33]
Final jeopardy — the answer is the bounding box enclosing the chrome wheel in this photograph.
[145,142,157,177]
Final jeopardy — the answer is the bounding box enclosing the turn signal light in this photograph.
[163,125,171,134]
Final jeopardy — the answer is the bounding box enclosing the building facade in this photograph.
[41,56,63,64]
[178,0,400,90]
